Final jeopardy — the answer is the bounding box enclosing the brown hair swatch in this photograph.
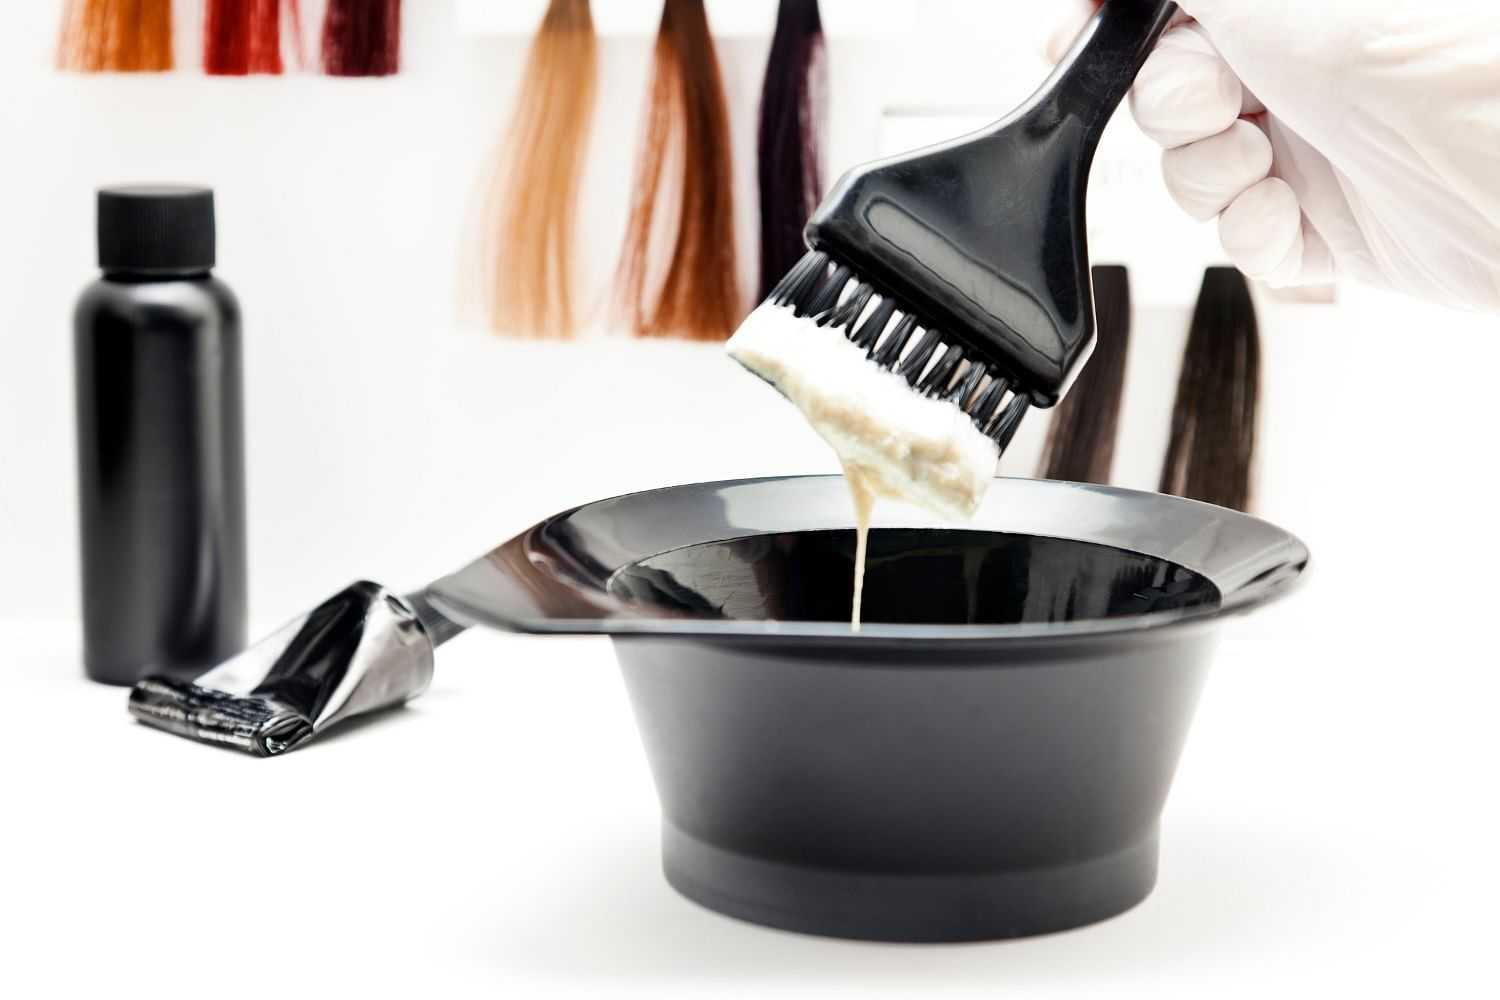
[57,0,174,72]
[1158,265,1261,511]
[480,0,599,339]
[1037,264,1133,484]
[616,0,741,340]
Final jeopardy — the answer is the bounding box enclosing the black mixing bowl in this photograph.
[428,476,1309,942]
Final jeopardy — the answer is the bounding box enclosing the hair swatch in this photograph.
[57,0,174,72]
[321,0,402,77]
[1037,264,1133,484]
[616,0,741,340]
[479,0,598,338]
[1158,265,1261,511]
[204,0,288,75]
[756,0,826,300]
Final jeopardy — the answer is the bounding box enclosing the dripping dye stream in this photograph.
[844,465,875,628]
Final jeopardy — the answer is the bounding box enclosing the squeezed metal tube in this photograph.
[127,581,441,756]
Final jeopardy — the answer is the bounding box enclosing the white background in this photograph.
[2,2,1499,997]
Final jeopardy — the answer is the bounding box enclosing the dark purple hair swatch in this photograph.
[321,0,401,77]
[756,0,826,300]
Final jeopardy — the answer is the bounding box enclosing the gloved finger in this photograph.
[1218,177,1304,281]
[1161,119,1273,221]
[1129,23,1241,149]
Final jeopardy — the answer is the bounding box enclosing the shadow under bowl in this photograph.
[428,476,1309,942]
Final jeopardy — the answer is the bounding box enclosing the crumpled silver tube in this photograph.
[128,581,435,756]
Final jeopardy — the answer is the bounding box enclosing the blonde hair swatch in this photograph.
[616,0,741,340]
[480,0,598,338]
[58,0,174,72]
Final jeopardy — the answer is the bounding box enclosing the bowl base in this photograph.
[662,822,1159,943]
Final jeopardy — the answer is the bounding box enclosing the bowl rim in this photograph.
[427,475,1311,643]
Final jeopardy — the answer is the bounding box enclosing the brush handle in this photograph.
[1041,0,1178,154]
[806,0,1178,406]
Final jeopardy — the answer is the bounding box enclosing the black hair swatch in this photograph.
[1158,265,1260,511]
[1037,264,1132,484]
[756,0,826,300]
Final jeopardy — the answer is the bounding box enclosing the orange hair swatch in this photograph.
[479,0,599,338]
[616,0,741,340]
[57,0,174,72]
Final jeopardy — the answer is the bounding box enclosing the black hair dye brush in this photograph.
[728,0,1176,514]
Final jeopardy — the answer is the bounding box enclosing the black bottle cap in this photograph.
[97,185,216,273]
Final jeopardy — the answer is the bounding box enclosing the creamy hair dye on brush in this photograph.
[1037,265,1133,485]
[57,0,174,72]
[479,0,598,339]
[616,0,741,341]
[1158,266,1261,512]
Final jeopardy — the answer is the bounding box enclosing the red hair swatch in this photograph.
[321,0,402,77]
[204,0,287,75]
[57,0,174,72]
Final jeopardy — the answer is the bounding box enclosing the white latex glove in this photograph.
[1062,0,1500,309]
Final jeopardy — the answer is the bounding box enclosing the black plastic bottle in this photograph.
[74,186,247,685]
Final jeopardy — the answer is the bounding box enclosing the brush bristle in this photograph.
[766,250,1032,451]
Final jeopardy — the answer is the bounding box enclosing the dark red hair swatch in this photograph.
[756,0,826,300]
[204,0,287,75]
[58,0,174,72]
[321,0,403,77]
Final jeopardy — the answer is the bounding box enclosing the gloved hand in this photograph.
[1061,0,1500,309]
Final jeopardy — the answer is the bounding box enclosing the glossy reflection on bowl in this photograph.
[609,528,1221,626]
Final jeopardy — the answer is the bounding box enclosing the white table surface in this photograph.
[4,586,1497,999]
